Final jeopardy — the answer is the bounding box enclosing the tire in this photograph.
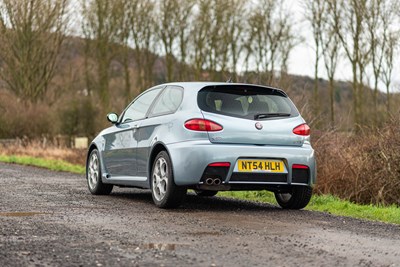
[151,151,187,209]
[274,186,312,210]
[194,190,218,197]
[86,149,113,195]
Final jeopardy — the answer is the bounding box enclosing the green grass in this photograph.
[1,155,399,225]
[0,155,85,174]
[219,191,400,225]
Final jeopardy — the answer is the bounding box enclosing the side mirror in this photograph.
[107,113,119,124]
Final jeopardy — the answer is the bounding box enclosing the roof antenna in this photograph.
[226,76,233,83]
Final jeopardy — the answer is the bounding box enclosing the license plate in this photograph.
[237,159,285,173]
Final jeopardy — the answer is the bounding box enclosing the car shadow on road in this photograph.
[109,188,285,213]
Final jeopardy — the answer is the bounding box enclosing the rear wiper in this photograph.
[254,113,291,120]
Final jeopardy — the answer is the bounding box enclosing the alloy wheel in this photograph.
[88,152,99,190]
[152,157,168,201]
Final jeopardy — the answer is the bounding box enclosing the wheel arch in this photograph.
[86,143,105,178]
[86,143,98,167]
[148,142,171,183]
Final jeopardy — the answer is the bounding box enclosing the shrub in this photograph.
[0,93,55,139]
[59,98,97,139]
[314,121,400,206]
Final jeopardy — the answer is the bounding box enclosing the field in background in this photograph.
[0,140,86,166]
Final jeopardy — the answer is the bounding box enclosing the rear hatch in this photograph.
[197,85,307,147]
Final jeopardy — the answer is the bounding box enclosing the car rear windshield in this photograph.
[197,85,299,120]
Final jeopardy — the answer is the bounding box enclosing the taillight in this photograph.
[184,119,223,132]
[293,123,310,136]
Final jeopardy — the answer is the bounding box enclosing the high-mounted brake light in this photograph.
[184,119,223,132]
[293,123,310,136]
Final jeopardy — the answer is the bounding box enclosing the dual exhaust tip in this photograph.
[205,177,222,186]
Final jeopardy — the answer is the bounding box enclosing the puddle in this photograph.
[0,212,45,217]
[141,243,177,251]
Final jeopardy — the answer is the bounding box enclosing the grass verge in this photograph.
[0,155,85,174]
[1,155,399,225]
[219,191,400,225]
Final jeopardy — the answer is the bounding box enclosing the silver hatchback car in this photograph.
[86,82,316,209]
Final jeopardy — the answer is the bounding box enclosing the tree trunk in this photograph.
[329,77,335,129]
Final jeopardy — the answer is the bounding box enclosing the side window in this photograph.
[121,88,162,123]
[151,86,183,116]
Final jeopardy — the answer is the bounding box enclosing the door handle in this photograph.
[132,124,139,129]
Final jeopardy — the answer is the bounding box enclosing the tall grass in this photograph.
[0,140,86,165]
[220,191,400,225]
[0,155,85,174]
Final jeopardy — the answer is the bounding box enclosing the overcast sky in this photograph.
[286,0,399,93]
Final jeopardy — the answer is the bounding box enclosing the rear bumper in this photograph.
[166,140,316,187]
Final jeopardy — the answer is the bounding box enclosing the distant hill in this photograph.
[1,35,398,136]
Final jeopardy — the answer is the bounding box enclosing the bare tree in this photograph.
[0,0,68,103]
[191,0,212,80]
[246,1,275,84]
[377,1,399,119]
[363,0,400,126]
[380,32,398,117]
[81,0,125,107]
[158,0,195,82]
[206,0,230,80]
[278,18,301,78]
[321,2,340,128]
[128,0,158,91]
[226,0,246,81]
[118,0,132,101]
[189,1,251,82]
[330,0,370,129]
[246,0,296,85]
[366,0,384,126]
[303,0,325,121]
[159,0,177,82]
[175,1,195,81]
[203,0,248,81]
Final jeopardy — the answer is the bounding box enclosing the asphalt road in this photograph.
[0,162,399,267]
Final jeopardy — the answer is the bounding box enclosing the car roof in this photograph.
[153,82,287,95]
